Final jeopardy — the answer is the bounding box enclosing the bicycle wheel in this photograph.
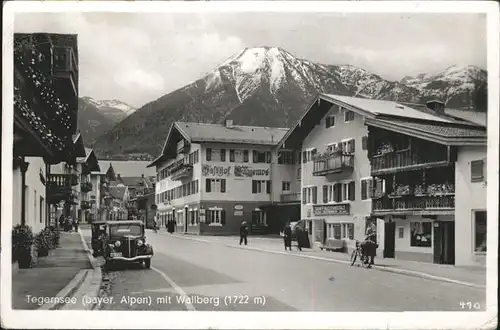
[350,250,358,266]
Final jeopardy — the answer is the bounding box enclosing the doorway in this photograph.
[384,221,396,258]
[433,221,455,265]
[184,207,188,233]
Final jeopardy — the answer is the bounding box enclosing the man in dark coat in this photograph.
[295,226,304,251]
[283,223,292,251]
[239,221,248,245]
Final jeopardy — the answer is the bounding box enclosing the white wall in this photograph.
[24,157,47,234]
[301,105,371,246]
[270,149,301,203]
[455,146,487,266]
[12,168,23,227]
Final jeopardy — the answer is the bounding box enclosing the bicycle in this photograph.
[350,240,371,268]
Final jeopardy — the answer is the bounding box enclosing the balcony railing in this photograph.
[48,173,78,187]
[312,152,354,176]
[47,174,78,204]
[280,192,301,203]
[171,163,193,181]
[371,149,449,175]
[372,195,455,215]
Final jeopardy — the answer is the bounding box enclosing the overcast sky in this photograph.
[14,12,486,108]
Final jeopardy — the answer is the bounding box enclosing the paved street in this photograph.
[83,229,486,312]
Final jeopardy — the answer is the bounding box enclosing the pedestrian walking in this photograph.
[153,218,158,233]
[58,214,64,229]
[239,221,248,245]
[73,218,79,232]
[296,226,303,251]
[283,223,292,251]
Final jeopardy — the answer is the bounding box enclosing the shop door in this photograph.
[383,222,396,258]
[184,207,188,233]
[433,222,455,265]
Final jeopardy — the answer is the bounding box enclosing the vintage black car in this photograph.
[103,220,154,269]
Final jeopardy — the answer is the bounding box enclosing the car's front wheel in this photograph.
[144,259,151,269]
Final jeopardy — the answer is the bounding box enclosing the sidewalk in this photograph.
[11,231,92,310]
[161,231,486,288]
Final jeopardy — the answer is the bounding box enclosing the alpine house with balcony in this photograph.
[365,100,487,265]
[148,120,297,235]
[13,33,82,235]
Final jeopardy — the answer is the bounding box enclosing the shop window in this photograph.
[282,181,291,191]
[471,160,485,182]
[342,223,354,240]
[410,222,432,247]
[252,210,267,226]
[333,224,341,239]
[474,211,487,252]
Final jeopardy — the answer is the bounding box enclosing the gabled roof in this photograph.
[77,147,100,172]
[444,109,487,127]
[99,160,156,177]
[149,122,289,167]
[278,93,488,150]
[119,176,152,188]
[72,133,87,158]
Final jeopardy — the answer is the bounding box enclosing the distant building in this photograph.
[149,120,300,235]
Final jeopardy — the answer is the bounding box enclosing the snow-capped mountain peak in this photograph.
[81,96,136,114]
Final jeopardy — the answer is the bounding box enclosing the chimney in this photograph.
[224,119,234,128]
[426,100,445,114]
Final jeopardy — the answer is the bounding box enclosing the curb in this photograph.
[75,230,103,310]
[38,269,89,310]
[165,233,485,289]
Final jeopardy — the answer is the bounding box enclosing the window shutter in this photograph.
[302,151,307,163]
[205,179,211,193]
[266,152,271,163]
[325,117,330,128]
[302,188,307,204]
[361,180,367,200]
[206,148,212,161]
[368,179,373,198]
[336,183,342,202]
[266,180,271,194]
[362,136,368,150]
[349,181,355,201]
[312,186,317,204]
[350,139,355,153]
[230,149,235,162]
[221,210,226,225]
[252,180,257,194]
[221,179,226,193]
[253,151,257,163]
[323,185,328,203]
[220,149,226,161]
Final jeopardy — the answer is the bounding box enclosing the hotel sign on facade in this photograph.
[313,203,350,216]
[201,165,269,177]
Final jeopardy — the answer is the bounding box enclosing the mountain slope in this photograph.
[93,47,487,158]
[78,97,116,144]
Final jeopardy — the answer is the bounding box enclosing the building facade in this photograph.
[150,121,299,235]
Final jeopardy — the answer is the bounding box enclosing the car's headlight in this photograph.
[137,240,144,247]
[114,241,121,247]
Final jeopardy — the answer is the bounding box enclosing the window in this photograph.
[206,208,225,226]
[340,181,355,201]
[341,223,354,240]
[344,110,355,122]
[398,227,404,239]
[243,150,249,163]
[410,222,432,247]
[252,180,270,194]
[229,149,235,162]
[325,115,335,128]
[205,179,226,193]
[341,139,355,154]
[34,190,37,223]
[471,160,485,182]
[327,143,338,153]
[474,211,487,252]
[220,149,226,162]
[252,210,267,226]
[362,136,368,150]
[360,178,373,200]
[333,224,341,239]
[302,186,317,204]
[278,151,295,164]
[282,181,291,191]
[40,196,44,224]
[206,148,212,161]
[297,167,301,180]
[302,149,317,163]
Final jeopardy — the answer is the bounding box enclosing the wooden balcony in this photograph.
[53,46,78,97]
[372,194,455,216]
[170,163,193,181]
[280,192,301,203]
[47,174,77,204]
[312,153,354,176]
[81,181,93,193]
[371,149,451,175]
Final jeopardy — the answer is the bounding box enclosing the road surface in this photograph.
[82,229,486,312]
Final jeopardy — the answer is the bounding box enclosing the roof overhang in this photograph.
[149,122,191,168]
[85,149,101,172]
[365,118,487,147]
[73,133,86,158]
